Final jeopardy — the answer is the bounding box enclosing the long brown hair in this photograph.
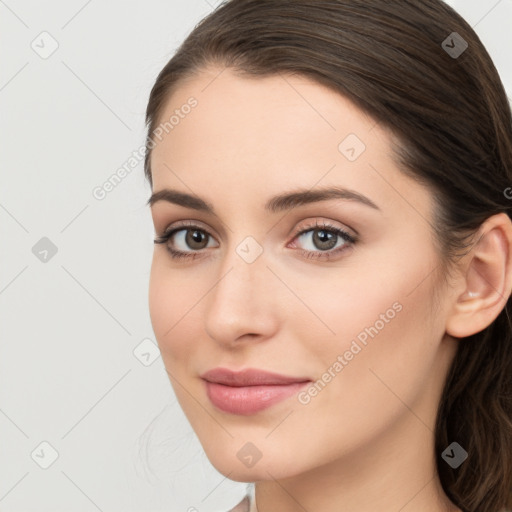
[143,1,512,510]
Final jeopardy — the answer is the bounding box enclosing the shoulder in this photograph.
[223,483,256,512]
[225,495,250,512]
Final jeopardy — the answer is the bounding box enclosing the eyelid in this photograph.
[291,219,357,240]
[162,219,220,242]
[155,218,358,263]
[158,218,356,245]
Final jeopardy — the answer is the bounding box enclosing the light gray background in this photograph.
[0,1,511,511]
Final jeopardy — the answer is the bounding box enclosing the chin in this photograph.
[203,444,303,483]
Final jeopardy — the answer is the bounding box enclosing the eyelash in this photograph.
[153,220,357,262]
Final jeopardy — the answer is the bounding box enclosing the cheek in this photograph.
[329,271,438,408]
[286,274,440,466]
[298,242,441,394]
[148,255,194,365]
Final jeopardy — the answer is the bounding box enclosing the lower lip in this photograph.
[204,381,310,415]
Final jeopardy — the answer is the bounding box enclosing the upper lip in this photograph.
[200,367,312,387]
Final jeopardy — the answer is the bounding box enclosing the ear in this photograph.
[446,213,512,338]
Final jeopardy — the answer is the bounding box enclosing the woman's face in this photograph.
[148,66,459,481]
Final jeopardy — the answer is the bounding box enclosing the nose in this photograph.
[204,244,279,347]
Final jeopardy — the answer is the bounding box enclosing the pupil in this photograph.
[315,230,336,250]
[187,229,205,248]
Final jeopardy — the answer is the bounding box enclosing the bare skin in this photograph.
[147,65,512,512]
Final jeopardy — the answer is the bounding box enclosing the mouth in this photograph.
[200,367,312,415]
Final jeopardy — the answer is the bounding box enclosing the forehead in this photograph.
[149,67,433,224]
[153,66,377,147]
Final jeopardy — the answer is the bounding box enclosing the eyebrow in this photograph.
[147,186,381,213]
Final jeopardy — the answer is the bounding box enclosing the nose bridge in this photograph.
[204,233,277,343]
[214,228,268,298]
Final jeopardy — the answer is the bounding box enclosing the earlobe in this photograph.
[446,213,512,339]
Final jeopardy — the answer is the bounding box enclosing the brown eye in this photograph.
[291,221,356,260]
[183,229,209,250]
[154,220,357,262]
[154,223,219,260]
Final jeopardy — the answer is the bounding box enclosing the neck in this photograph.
[252,412,460,512]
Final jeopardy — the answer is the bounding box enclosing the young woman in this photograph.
[143,1,512,510]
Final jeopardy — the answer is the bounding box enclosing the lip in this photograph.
[201,367,312,415]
